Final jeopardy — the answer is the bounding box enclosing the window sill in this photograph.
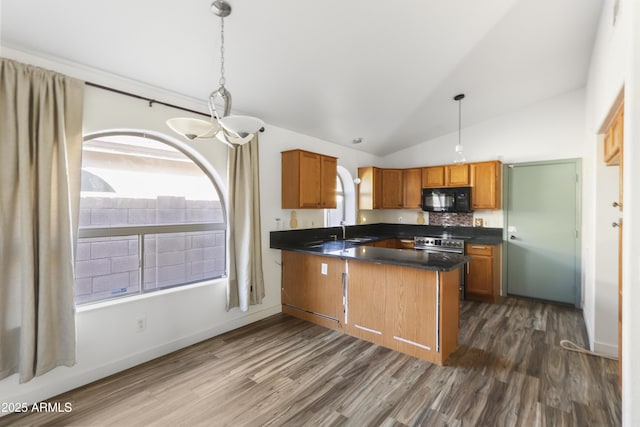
[76,276,228,313]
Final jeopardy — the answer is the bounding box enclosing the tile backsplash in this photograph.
[428,212,474,227]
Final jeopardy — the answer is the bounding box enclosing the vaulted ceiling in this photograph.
[1,0,604,155]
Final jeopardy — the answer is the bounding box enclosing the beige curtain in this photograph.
[227,135,265,311]
[0,58,84,383]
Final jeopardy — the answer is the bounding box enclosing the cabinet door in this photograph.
[422,166,445,188]
[385,265,437,358]
[299,151,322,207]
[281,251,313,310]
[382,169,404,209]
[282,251,344,320]
[445,164,470,186]
[605,105,623,166]
[358,166,383,210]
[347,261,386,345]
[471,161,501,210]
[465,255,493,297]
[320,155,337,208]
[403,168,422,208]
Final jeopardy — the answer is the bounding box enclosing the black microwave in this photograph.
[421,187,472,213]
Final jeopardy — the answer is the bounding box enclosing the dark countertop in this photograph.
[270,223,502,272]
[271,236,469,272]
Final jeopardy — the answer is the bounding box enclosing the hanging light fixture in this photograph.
[453,93,466,163]
[167,0,264,146]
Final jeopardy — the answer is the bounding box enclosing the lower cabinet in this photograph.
[465,243,501,303]
[281,251,461,365]
[347,261,387,346]
[281,251,345,330]
[347,260,460,364]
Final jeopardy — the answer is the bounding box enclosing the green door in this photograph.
[505,160,580,305]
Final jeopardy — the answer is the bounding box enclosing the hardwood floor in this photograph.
[1,297,620,426]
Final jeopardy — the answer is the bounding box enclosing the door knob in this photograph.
[510,235,516,240]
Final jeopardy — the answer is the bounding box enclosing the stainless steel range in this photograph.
[414,236,466,298]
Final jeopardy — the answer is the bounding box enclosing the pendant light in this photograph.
[167,0,264,146]
[453,93,466,163]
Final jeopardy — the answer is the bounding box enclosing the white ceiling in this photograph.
[1,0,604,156]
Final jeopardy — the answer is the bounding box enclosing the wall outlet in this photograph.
[136,316,147,333]
[321,263,328,275]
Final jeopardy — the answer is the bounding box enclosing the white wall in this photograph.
[382,88,587,168]
[584,0,640,423]
[582,0,627,358]
[621,0,640,423]
[0,48,380,407]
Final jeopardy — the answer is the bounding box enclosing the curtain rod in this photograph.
[85,81,209,117]
[85,81,265,132]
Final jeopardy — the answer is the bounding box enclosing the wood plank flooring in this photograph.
[0,297,620,426]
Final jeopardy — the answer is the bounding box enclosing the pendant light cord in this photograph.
[219,16,226,87]
[458,98,462,146]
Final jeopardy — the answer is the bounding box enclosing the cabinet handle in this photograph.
[470,245,486,249]
[613,201,622,208]
[612,221,620,228]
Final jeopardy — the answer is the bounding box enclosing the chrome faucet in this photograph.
[340,220,346,240]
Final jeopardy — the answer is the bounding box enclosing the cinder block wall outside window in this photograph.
[75,196,225,304]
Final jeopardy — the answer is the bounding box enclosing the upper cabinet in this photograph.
[422,166,445,187]
[422,164,469,188]
[358,166,383,210]
[281,149,337,209]
[445,164,470,186]
[358,160,501,211]
[381,169,404,209]
[471,161,502,210]
[604,103,624,166]
[403,168,423,209]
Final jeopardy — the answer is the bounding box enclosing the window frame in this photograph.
[76,130,228,305]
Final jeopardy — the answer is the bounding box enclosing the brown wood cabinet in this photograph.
[281,251,344,330]
[357,166,383,210]
[422,164,469,188]
[403,168,422,208]
[347,260,460,365]
[359,160,501,210]
[465,243,501,303]
[445,164,470,186]
[381,169,404,209]
[363,238,399,248]
[347,261,387,345]
[281,149,337,209]
[604,104,624,166]
[471,161,502,210]
[422,166,445,188]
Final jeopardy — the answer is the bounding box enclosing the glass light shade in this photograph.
[166,117,220,140]
[453,144,466,163]
[219,115,264,138]
[216,129,253,146]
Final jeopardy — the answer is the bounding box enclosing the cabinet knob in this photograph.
[510,235,516,240]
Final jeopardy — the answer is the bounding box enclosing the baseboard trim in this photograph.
[593,340,618,358]
[7,304,282,408]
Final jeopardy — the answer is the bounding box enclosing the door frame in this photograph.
[502,158,582,307]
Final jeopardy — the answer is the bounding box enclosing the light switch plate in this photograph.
[321,263,328,275]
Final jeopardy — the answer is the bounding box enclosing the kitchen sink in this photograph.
[345,237,374,243]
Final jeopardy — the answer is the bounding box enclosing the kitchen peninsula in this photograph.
[271,224,502,365]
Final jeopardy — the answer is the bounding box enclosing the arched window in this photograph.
[326,166,356,227]
[74,132,226,305]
